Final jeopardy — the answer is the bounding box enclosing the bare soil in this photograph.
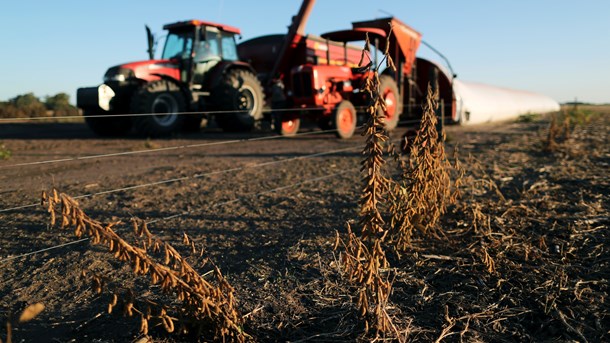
[0,110,608,342]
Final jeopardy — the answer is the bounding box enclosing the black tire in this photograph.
[333,100,357,139]
[379,75,402,130]
[130,80,186,137]
[213,69,264,132]
[83,108,132,137]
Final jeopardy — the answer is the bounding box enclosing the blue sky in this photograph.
[1,0,608,104]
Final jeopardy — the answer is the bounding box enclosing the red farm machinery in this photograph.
[77,0,455,138]
[77,19,265,137]
[239,16,426,138]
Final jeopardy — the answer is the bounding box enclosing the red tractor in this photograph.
[77,20,265,136]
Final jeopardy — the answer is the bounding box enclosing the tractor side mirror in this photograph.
[145,25,155,60]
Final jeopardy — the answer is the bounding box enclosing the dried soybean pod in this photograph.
[140,316,149,335]
[133,256,141,274]
[49,209,56,227]
[164,245,170,265]
[18,303,45,323]
[141,261,149,274]
[162,315,174,333]
[125,302,134,317]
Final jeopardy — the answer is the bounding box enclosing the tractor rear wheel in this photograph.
[333,100,357,139]
[379,75,402,130]
[83,108,132,136]
[130,80,186,137]
[213,69,264,132]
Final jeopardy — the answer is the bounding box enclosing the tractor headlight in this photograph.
[103,67,134,83]
[98,84,116,111]
[105,74,125,82]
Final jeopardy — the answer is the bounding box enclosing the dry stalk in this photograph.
[479,246,496,274]
[388,84,463,250]
[543,112,571,152]
[336,31,396,336]
[41,190,246,342]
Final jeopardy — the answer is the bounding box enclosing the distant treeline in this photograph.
[0,92,79,118]
[562,101,610,106]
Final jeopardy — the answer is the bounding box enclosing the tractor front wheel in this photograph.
[333,100,357,139]
[130,80,186,137]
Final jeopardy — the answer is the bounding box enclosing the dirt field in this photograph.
[0,109,608,342]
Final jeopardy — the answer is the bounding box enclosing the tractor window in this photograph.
[204,30,220,57]
[162,31,193,60]
[221,33,238,61]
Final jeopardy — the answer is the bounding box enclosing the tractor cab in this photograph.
[158,20,241,89]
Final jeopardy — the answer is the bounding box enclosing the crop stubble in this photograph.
[0,106,608,341]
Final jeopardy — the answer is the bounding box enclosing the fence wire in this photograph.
[0,118,423,170]
[0,145,362,214]
[0,166,359,264]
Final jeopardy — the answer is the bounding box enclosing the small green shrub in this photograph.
[566,108,596,125]
[0,142,11,160]
[517,113,541,123]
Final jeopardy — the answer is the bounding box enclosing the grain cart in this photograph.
[240,17,431,139]
[322,18,460,128]
[77,20,265,136]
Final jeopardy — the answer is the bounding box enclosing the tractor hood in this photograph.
[103,59,180,83]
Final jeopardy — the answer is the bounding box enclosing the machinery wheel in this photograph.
[83,108,132,136]
[130,80,186,137]
[333,100,357,139]
[213,69,264,132]
[379,75,402,130]
[274,113,300,137]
